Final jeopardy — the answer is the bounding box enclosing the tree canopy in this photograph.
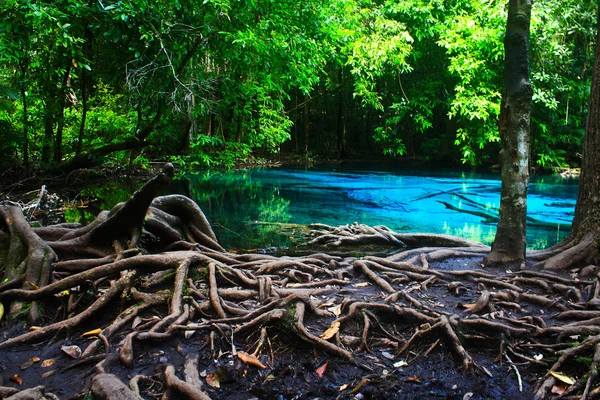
[0,0,596,171]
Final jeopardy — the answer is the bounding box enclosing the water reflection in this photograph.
[174,166,578,251]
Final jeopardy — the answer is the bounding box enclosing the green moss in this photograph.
[576,356,593,365]
[282,303,296,331]
[193,267,209,281]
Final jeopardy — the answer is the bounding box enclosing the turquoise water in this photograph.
[177,165,578,251]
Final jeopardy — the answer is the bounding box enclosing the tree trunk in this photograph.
[337,69,347,158]
[304,101,310,154]
[77,68,89,156]
[19,60,29,169]
[484,0,533,266]
[571,7,600,242]
[54,64,72,164]
[42,105,55,165]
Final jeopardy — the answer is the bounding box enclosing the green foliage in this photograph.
[0,0,595,170]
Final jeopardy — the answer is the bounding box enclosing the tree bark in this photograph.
[484,0,533,266]
[571,5,600,243]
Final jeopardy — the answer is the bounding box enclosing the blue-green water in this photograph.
[178,165,578,251]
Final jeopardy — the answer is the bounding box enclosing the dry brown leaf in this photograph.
[81,328,102,337]
[206,373,220,388]
[319,302,335,308]
[237,351,266,369]
[549,371,575,385]
[327,304,342,316]
[353,282,369,288]
[551,383,568,395]
[32,356,40,363]
[42,370,56,378]
[41,359,56,368]
[406,375,422,383]
[348,377,369,395]
[320,321,340,340]
[10,374,22,385]
[339,384,349,391]
[316,362,328,378]
[25,281,39,290]
[61,345,82,359]
[20,360,34,370]
[462,303,477,312]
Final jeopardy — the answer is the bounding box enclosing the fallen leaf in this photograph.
[237,351,266,369]
[549,371,575,385]
[82,328,102,337]
[32,357,40,363]
[316,362,328,378]
[353,282,370,288]
[339,384,349,391]
[325,304,342,316]
[61,345,82,359]
[10,374,22,385]
[381,351,395,360]
[264,374,276,382]
[41,359,56,368]
[184,330,195,339]
[349,377,369,395]
[42,370,56,378]
[132,316,142,329]
[551,383,568,395]
[320,321,340,340]
[29,326,41,331]
[319,302,335,308]
[405,375,422,383]
[393,360,408,368]
[206,373,220,388]
[25,281,39,290]
[20,360,34,370]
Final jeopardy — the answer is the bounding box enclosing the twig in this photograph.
[505,354,523,392]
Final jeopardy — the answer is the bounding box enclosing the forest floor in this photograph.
[0,257,537,400]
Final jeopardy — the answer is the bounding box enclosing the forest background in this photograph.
[0,0,597,173]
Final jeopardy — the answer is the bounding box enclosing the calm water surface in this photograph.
[178,165,578,251]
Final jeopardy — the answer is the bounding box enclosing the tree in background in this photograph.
[484,0,533,266]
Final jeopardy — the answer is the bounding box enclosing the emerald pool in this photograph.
[174,164,578,251]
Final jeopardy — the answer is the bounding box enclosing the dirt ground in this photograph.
[0,257,545,400]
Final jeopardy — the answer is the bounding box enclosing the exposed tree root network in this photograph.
[0,165,598,399]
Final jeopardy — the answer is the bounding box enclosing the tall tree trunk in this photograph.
[571,4,600,243]
[484,0,533,266]
[54,64,72,164]
[533,5,600,270]
[42,105,55,165]
[77,68,88,156]
[19,59,29,169]
[303,101,310,154]
[337,69,347,158]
